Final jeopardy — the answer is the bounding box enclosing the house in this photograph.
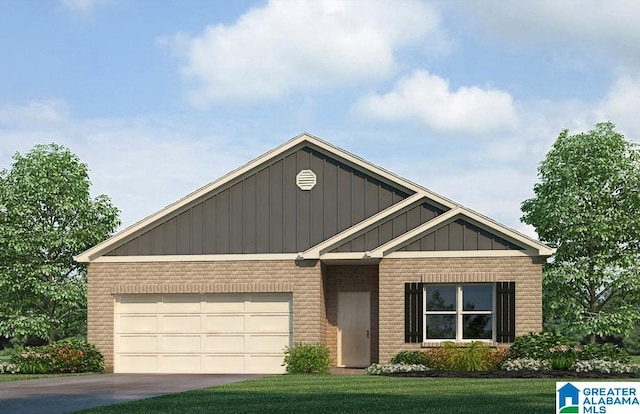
[75,133,554,374]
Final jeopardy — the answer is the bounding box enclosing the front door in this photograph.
[337,291,370,367]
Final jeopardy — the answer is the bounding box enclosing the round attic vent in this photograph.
[296,169,317,190]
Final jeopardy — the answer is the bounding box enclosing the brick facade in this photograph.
[88,255,542,371]
[87,259,324,372]
[378,256,543,364]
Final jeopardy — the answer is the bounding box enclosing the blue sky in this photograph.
[1,0,639,238]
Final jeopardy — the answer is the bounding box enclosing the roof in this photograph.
[75,132,554,262]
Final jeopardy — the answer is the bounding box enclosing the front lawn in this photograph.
[0,373,92,382]
[77,375,559,414]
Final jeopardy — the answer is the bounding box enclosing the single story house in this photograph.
[75,133,554,374]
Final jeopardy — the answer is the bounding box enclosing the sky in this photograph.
[1,0,640,239]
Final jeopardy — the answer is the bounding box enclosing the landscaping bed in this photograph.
[384,370,640,379]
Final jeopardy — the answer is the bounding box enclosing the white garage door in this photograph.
[114,293,292,374]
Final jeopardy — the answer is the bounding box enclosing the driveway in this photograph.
[0,374,267,414]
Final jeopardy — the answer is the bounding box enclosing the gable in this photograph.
[396,218,524,252]
[330,202,446,253]
[104,145,412,256]
[76,133,554,262]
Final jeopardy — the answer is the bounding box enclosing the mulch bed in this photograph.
[384,370,640,379]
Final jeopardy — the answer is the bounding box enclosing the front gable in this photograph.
[105,145,411,256]
[77,133,553,262]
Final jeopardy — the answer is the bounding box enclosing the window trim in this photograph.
[422,284,496,343]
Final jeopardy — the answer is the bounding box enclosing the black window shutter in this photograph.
[496,282,516,343]
[404,282,424,343]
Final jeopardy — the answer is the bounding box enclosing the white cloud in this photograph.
[0,101,251,230]
[353,70,518,135]
[596,75,640,137]
[0,99,69,126]
[164,0,447,105]
[451,0,640,69]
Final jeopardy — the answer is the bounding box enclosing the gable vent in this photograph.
[296,169,317,190]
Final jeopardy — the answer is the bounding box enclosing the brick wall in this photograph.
[378,256,543,364]
[323,265,379,366]
[87,260,324,372]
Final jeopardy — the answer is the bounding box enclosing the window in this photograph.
[405,281,515,344]
[424,284,494,341]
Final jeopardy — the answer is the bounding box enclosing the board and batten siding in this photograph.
[331,202,445,252]
[105,147,412,256]
[397,219,524,251]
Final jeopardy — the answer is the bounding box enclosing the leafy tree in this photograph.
[0,144,120,343]
[521,122,640,343]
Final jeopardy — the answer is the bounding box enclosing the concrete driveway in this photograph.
[0,373,267,414]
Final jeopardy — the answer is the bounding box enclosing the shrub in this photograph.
[502,358,551,372]
[11,339,104,374]
[547,345,581,370]
[509,332,573,360]
[487,347,513,370]
[579,343,630,363]
[283,343,332,374]
[0,361,20,374]
[574,359,640,374]
[390,350,430,366]
[420,342,505,371]
[365,363,430,375]
[449,342,496,371]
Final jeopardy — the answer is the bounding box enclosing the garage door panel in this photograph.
[161,315,201,333]
[247,355,287,374]
[161,294,201,312]
[118,335,158,353]
[117,295,160,312]
[160,355,202,373]
[204,315,245,332]
[161,335,201,352]
[246,294,291,312]
[118,355,158,373]
[246,334,290,353]
[247,314,289,332]
[204,335,245,352]
[202,294,245,312]
[203,355,245,373]
[118,315,158,333]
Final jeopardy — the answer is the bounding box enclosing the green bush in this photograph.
[11,339,104,374]
[283,343,332,374]
[390,351,430,365]
[451,342,495,371]
[509,332,573,360]
[579,343,630,363]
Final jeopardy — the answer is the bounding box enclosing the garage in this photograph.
[114,293,292,374]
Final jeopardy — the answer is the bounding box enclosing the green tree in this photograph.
[521,122,640,343]
[0,144,120,343]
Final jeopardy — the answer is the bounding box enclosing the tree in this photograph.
[521,122,640,343]
[0,144,120,343]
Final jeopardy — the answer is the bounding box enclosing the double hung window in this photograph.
[423,284,494,341]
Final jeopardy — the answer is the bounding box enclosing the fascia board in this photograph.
[90,254,300,263]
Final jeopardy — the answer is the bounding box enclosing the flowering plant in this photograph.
[501,358,551,372]
[0,361,20,374]
[365,363,430,375]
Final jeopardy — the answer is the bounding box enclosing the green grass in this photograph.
[76,375,559,414]
[0,373,93,382]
